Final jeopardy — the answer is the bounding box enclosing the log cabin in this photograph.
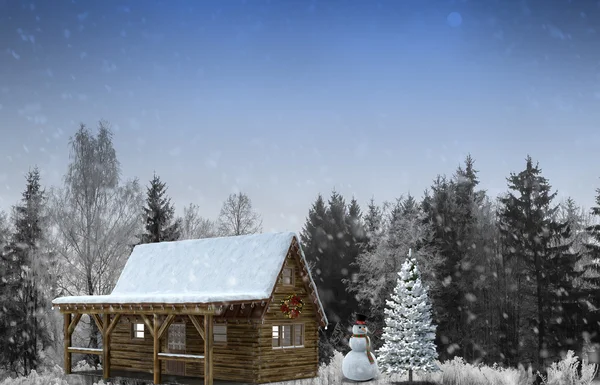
[52,232,328,385]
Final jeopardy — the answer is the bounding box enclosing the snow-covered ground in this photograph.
[0,352,597,385]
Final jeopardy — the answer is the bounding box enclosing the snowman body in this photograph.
[342,324,379,381]
[349,335,367,351]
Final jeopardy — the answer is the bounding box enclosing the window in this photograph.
[132,323,145,339]
[167,323,186,351]
[272,325,279,347]
[294,324,304,346]
[272,324,304,348]
[282,267,294,285]
[214,324,227,343]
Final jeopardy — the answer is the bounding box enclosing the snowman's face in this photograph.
[353,324,368,335]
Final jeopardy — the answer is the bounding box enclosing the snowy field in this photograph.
[1,351,597,385]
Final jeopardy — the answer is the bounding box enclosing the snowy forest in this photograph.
[0,122,599,383]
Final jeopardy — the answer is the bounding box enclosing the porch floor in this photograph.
[73,369,252,385]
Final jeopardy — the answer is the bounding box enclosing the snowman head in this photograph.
[353,313,368,335]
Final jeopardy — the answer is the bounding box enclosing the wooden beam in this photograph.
[204,314,214,385]
[157,314,175,340]
[141,314,155,338]
[157,353,205,363]
[91,314,103,331]
[231,304,241,319]
[153,314,161,384]
[67,313,82,335]
[58,307,216,315]
[216,317,261,324]
[56,303,217,315]
[67,347,102,355]
[64,313,72,375]
[260,299,271,319]
[188,314,205,340]
[102,313,110,380]
[106,314,121,336]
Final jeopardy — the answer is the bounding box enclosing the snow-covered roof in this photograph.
[52,232,327,326]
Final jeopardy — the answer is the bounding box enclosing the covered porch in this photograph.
[59,303,218,385]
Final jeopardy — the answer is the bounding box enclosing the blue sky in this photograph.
[1,0,599,231]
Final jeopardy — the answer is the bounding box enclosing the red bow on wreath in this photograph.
[280,294,304,319]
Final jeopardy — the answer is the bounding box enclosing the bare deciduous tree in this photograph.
[217,192,262,236]
[49,122,143,358]
[179,203,217,240]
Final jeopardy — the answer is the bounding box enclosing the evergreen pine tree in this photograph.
[421,156,487,361]
[140,173,181,243]
[401,194,419,217]
[377,250,438,383]
[346,197,365,259]
[300,194,333,363]
[362,197,383,252]
[421,175,464,360]
[387,198,406,250]
[584,187,600,279]
[317,190,348,325]
[498,156,583,366]
[300,194,329,283]
[1,168,53,375]
[557,198,590,256]
[326,190,348,263]
[344,197,364,315]
[582,186,600,322]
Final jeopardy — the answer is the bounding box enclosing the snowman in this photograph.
[342,314,379,381]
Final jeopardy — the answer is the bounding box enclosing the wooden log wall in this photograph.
[109,314,260,383]
[110,315,167,374]
[184,319,260,382]
[257,251,320,383]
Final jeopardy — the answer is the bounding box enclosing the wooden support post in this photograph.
[106,314,121,336]
[141,314,155,338]
[188,315,205,340]
[68,313,82,335]
[157,314,175,340]
[102,313,110,380]
[91,314,104,331]
[153,314,161,384]
[64,313,72,374]
[204,314,214,385]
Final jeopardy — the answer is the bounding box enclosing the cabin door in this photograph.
[167,323,186,376]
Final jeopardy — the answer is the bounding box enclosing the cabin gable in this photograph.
[256,242,320,383]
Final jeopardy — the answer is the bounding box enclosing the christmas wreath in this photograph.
[280,294,304,319]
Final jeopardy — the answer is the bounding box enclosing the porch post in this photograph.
[102,313,110,379]
[204,314,214,385]
[64,313,72,374]
[154,314,161,384]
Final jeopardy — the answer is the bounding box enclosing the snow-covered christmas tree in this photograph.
[377,249,438,383]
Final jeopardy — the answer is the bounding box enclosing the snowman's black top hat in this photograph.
[355,313,367,325]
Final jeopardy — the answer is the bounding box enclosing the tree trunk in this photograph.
[87,272,100,366]
[535,250,544,368]
[409,368,413,384]
[32,270,38,372]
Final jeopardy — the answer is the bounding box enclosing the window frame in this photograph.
[281,267,294,286]
[213,323,227,344]
[272,323,304,349]
[131,322,145,340]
